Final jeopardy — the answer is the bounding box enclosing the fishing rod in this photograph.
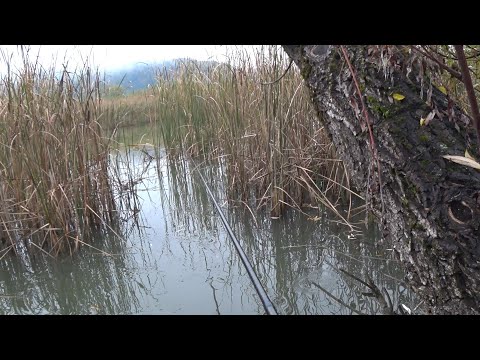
[193,162,278,315]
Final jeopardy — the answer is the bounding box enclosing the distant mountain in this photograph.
[103,59,220,94]
[103,61,173,93]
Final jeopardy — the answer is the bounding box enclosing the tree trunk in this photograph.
[282,45,480,314]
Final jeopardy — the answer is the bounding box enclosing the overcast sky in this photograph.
[0,45,259,74]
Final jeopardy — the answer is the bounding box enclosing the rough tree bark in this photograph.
[282,45,480,314]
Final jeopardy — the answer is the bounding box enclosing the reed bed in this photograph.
[101,90,157,129]
[0,44,355,258]
[108,46,360,219]
[0,52,131,256]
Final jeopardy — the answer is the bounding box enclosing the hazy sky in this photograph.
[0,45,250,73]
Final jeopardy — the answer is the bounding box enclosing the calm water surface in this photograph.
[0,128,419,315]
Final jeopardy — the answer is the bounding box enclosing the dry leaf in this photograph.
[438,86,448,95]
[443,155,480,170]
[392,93,405,101]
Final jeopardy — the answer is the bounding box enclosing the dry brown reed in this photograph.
[0,49,128,256]
[103,46,361,221]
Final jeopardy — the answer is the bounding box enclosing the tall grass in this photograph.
[107,46,359,220]
[0,51,124,256]
[0,44,354,258]
[101,90,157,130]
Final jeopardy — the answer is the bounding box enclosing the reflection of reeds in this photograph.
[0,232,143,314]
[148,155,419,314]
[224,202,419,315]
[0,49,135,256]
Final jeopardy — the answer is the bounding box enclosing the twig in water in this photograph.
[339,268,395,315]
[209,282,221,315]
[310,280,365,315]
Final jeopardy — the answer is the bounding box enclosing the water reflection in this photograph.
[0,234,141,314]
[0,141,420,314]
[229,208,416,315]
